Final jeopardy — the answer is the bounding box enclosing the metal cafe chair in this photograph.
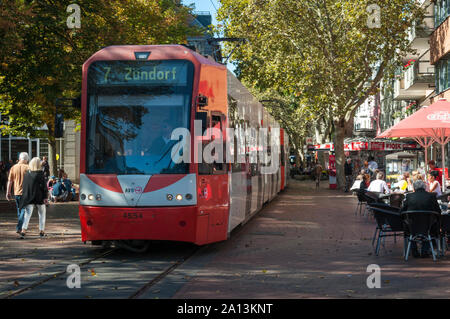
[364,191,385,218]
[367,203,401,246]
[389,193,405,209]
[355,190,368,216]
[368,206,403,256]
[401,211,442,262]
[440,214,450,256]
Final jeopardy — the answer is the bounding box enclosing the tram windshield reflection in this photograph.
[86,60,193,175]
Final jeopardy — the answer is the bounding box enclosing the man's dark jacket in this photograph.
[344,162,353,176]
[401,189,441,214]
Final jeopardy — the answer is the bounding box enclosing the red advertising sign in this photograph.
[402,143,421,150]
[328,155,336,170]
[385,142,403,151]
[370,142,385,151]
[352,142,368,150]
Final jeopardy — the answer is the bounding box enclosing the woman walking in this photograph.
[19,157,48,238]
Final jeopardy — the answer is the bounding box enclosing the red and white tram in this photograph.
[79,45,289,248]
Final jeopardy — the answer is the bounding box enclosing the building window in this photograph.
[436,0,450,28]
[436,59,450,93]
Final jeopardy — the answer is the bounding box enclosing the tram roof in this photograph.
[83,44,225,69]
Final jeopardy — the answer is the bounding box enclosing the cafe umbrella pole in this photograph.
[429,127,450,192]
[412,136,434,180]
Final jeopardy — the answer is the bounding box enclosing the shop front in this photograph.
[313,138,423,179]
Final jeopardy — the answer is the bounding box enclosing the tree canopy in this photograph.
[218,0,424,187]
[0,0,201,173]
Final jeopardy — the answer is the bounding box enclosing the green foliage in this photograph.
[0,0,201,138]
[218,0,424,186]
[218,0,423,121]
[0,0,201,173]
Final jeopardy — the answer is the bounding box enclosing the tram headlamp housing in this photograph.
[81,194,86,200]
[185,193,193,200]
[95,194,102,201]
[88,194,94,201]
[166,194,173,201]
[176,194,183,201]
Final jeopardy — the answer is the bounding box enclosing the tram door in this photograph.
[197,112,229,243]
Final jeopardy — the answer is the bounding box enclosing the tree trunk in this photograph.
[48,137,58,177]
[333,119,347,190]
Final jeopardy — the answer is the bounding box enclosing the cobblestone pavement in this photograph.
[170,179,450,299]
[2,179,450,298]
[0,201,99,297]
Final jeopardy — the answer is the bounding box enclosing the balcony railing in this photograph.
[393,77,404,99]
[408,16,435,42]
[404,60,435,90]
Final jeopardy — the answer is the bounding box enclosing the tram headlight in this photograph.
[176,194,183,201]
[185,193,193,200]
[166,194,173,201]
[88,194,94,201]
[95,194,102,201]
[81,194,86,200]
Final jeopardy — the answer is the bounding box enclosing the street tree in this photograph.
[0,0,200,175]
[257,89,315,165]
[218,0,423,188]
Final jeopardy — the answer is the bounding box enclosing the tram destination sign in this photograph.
[89,60,189,86]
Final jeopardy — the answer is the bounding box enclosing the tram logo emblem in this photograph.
[427,111,450,123]
[125,186,143,194]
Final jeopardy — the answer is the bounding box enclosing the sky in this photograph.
[182,0,236,73]
[183,0,220,26]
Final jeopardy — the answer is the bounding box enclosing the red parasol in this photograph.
[377,99,450,191]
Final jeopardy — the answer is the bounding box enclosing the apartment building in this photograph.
[431,0,450,101]
[354,95,378,138]
[377,0,435,134]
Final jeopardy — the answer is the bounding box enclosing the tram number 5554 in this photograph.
[123,212,143,219]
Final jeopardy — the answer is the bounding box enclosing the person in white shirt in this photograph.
[368,172,391,194]
[428,171,442,197]
[350,174,363,192]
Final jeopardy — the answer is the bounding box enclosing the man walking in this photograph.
[368,156,378,179]
[6,152,30,237]
[344,158,353,192]
[314,161,323,189]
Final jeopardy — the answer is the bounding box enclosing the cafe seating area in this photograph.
[356,189,450,261]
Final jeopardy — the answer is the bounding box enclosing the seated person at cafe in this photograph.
[428,160,442,186]
[401,180,441,258]
[351,175,363,192]
[404,172,414,192]
[367,172,391,194]
[428,170,442,197]
[359,174,370,191]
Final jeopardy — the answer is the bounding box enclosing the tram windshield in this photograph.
[86,60,194,175]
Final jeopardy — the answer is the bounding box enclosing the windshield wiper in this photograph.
[155,137,182,165]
